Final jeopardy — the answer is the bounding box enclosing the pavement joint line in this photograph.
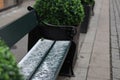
[86,0,104,79]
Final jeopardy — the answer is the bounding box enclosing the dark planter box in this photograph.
[59,25,81,76]
[80,5,91,33]
[91,1,95,16]
[27,7,81,76]
[28,24,81,77]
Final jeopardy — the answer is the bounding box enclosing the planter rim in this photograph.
[42,22,81,27]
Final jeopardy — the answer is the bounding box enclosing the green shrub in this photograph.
[81,0,95,5]
[0,38,23,80]
[34,0,84,26]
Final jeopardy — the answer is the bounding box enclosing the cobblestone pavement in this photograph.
[110,0,120,80]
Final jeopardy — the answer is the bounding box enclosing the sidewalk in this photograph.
[58,0,110,80]
[110,0,120,80]
[0,0,111,80]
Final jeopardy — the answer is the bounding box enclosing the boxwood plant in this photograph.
[0,38,23,80]
[34,0,85,26]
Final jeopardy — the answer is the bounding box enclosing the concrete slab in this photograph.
[87,67,110,79]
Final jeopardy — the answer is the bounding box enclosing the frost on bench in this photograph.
[18,39,54,80]
[31,41,71,80]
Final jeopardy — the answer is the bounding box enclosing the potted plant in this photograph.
[32,0,85,76]
[0,39,23,80]
[33,0,85,45]
[80,0,95,33]
[28,0,85,48]
[34,0,84,26]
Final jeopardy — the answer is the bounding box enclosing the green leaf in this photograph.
[34,0,85,25]
[0,38,23,80]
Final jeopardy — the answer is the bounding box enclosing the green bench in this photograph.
[0,9,76,80]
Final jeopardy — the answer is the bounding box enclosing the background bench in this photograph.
[0,8,76,80]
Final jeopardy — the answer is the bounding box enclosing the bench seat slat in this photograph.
[18,39,54,80]
[31,41,71,80]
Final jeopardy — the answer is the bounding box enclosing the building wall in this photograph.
[4,0,16,8]
[0,0,17,10]
[0,0,4,9]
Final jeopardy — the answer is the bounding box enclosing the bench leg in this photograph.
[70,63,75,77]
[59,62,75,77]
[60,42,76,77]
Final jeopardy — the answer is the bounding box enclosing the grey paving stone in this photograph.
[111,48,120,62]
[111,48,119,55]
[118,40,120,46]
[111,35,118,43]
[84,31,96,43]
[87,77,111,80]
[116,0,120,13]
[113,78,120,80]
[93,42,109,54]
[87,67,110,79]
[118,35,120,40]
[89,52,110,68]
[111,41,119,49]
[117,31,120,36]
[112,60,120,68]
[111,27,117,36]
[112,68,120,79]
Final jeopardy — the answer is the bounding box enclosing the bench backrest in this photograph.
[0,10,38,47]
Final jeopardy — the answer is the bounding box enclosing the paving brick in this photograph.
[111,35,118,43]
[111,28,117,36]
[113,78,120,80]
[112,60,120,68]
[110,24,117,36]
[112,68,120,79]
[118,41,120,46]
[111,48,119,62]
[111,41,119,49]
[112,77,120,80]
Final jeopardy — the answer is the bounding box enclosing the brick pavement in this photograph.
[110,0,120,80]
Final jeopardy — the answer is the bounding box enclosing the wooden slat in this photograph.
[18,39,55,80]
[31,41,71,80]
